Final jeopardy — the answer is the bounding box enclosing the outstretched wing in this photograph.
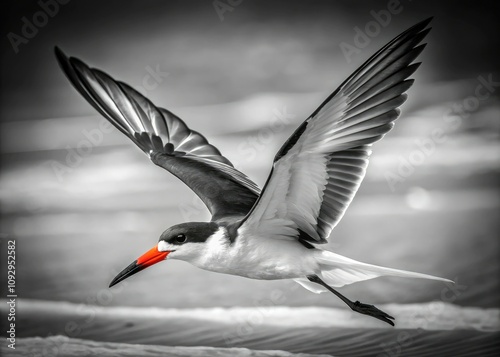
[239,18,432,243]
[55,47,260,221]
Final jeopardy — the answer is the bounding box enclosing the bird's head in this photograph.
[109,222,219,287]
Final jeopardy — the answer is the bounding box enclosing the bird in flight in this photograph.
[55,17,451,326]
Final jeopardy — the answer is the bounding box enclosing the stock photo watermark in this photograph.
[33,271,130,357]
[237,106,295,162]
[4,235,17,351]
[48,118,115,182]
[1,227,129,356]
[222,283,301,346]
[223,289,287,345]
[385,73,499,192]
[339,0,409,64]
[7,0,71,54]
[213,0,244,21]
[136,64,170,94]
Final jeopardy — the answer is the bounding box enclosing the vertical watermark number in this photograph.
[6,239,17,350]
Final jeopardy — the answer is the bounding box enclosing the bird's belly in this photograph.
[192,237,318,280]
[194,258,303,280]
[201,258,298,280]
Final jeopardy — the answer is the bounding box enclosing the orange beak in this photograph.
[109,245,170,287]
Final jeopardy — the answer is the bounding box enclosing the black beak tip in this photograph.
[54,46,67,63]
[109,273,125,288]
[108,260,142,288]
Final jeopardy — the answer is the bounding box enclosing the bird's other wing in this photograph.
[55,48,260,221]
[238,18,432,243]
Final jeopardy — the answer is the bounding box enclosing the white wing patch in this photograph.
[243,152,329,242]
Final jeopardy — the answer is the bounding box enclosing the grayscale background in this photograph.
[1,1,499,356]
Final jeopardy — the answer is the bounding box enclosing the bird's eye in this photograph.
[175,234,187,243]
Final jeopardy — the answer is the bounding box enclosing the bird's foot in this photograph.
[351,301,395,326]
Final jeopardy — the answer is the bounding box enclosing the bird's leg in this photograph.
[307,274,395,326]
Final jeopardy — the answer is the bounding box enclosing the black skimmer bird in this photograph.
[55,18,451,326]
